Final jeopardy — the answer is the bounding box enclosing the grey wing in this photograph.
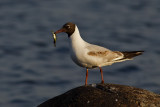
[86,44,124,62]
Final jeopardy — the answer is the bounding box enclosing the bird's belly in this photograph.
[70,53,99,69]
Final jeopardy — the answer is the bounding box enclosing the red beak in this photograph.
[54,28,66,34]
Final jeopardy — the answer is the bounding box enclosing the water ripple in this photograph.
[117,65,140,73]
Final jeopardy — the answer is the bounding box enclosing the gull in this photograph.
[54,22,143,86]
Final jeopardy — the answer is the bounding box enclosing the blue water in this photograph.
[0,0,160,107]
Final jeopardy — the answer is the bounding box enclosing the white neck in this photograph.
[69,26,86,49]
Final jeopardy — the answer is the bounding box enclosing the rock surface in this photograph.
[37,83,160,107]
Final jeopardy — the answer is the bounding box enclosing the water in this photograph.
[0,0,160,107]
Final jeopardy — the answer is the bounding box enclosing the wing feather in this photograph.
[86,45,123,62]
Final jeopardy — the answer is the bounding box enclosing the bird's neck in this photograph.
[69,26,86,48]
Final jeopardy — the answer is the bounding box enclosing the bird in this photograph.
[54,22,144,86]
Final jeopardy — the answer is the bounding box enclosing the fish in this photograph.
[51,31,56,47]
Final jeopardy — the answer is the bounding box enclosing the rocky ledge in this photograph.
[37,83,160,107]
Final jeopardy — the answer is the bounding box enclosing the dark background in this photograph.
[0,0,160,107]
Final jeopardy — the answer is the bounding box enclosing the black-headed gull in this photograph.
[54,22,143,86]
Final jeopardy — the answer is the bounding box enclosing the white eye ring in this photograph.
[66,25,70,29]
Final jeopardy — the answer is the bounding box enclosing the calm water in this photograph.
[0,0,160,107]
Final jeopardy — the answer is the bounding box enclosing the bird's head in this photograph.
[54,22,75,37]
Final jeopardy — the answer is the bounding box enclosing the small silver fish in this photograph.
[51,31,56,47]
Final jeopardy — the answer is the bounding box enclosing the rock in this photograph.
[37,83,160,107]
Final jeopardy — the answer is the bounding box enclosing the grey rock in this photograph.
[37,83,160,107]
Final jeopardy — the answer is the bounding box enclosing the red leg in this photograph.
[85,69,88,86]
[99,67,104,84]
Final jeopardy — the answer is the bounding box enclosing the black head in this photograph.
[54,22,76,37]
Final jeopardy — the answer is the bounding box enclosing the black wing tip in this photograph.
[134,51,144,55]
[123,51,144,54]
[122,50,144,59]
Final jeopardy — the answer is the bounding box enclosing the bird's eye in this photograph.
[66,25,70,29]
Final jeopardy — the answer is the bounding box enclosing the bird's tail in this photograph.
[121,51,144,60]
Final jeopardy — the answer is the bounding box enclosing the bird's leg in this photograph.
[99,67,104,84]
[85,69,88,86]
